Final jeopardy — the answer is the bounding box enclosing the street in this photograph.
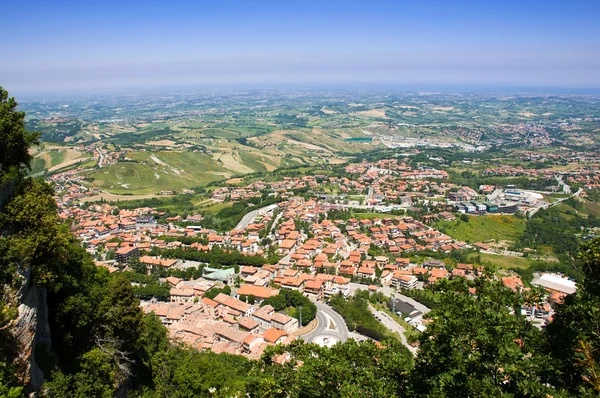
[234,204,279,231]
[300,301,349,345]
[369,304,418,356]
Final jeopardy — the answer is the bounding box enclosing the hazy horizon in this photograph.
[4,0,600,97]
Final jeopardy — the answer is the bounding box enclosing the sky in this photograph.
[3,0,600,95]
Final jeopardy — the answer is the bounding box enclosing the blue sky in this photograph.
[3,0,600,94]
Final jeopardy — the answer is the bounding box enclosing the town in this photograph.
[48,155,587,359]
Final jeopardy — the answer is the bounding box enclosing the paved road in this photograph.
[234,204,279,231]
[301,302,349,344]
[369,304,417,356]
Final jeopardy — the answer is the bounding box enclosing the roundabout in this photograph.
[300,301,349,346]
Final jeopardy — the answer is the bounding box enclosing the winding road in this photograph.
[301,302,349,345]
[234,204,279,230]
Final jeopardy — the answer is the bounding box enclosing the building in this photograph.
[304,279,324,300]
[532,273,577,295]
[484,202,499,213]
[388,298,422,320]
[203,267,236,285]
[391,271,418,290]
[170,288,195,303]
[235,284,279,303]
[115,246,139,265]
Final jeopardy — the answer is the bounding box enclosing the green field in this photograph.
[201,128,249,139]
[470,252,534,269]
[435,215,526,243]
[30,147,91,176]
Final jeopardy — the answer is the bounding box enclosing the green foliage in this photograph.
[250,339,413,397]
[544,238,600,395]
[399,288,441,309]
[413,276,554,397]
[149,346,253,397]
[203,285,231,300]
[261,290,316,326]
[44,348,116,398]
[435,215,526,244]
[0,179,71,288]
[329,290,396,341]
[515,206,600,264]
[200,196,282,232]
[152,245,268,267]
[97,275,144,350]
[0,87,39,178]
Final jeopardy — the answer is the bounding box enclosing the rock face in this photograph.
[9,267,51,394]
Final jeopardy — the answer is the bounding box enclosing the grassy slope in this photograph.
[85,151,231,194]
[435,215,526,243]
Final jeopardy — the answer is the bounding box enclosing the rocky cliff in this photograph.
[8,266,51,394]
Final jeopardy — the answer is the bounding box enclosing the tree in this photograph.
[250,339,413,397]
[412,275,554,397]
[128,257,146,274]
[45,348,116,398]
[97,275,143,350]
[0,179,71,287]
[545,238,600,395]
[0,87,39,178]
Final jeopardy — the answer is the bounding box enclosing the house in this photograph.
[357,267,376,280]
[278,239,297,254]
[170,288,195,303]
[304,279,324,300]
[238,317,260,334]
[139,256,178,270]
[213,293,253,317]
[251,305,276,331]
[271,313,299,334]
[235,284,279,303]
[263,328,289,345]
[280,277,305,292]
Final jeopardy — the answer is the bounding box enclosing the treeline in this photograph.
[329,290,397,342]
[108,127,174,145]
[399,288,441,309]
[449,170,555,191]
[150,245,271,267]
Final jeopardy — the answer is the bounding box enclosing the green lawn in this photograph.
[435,215,526,243]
